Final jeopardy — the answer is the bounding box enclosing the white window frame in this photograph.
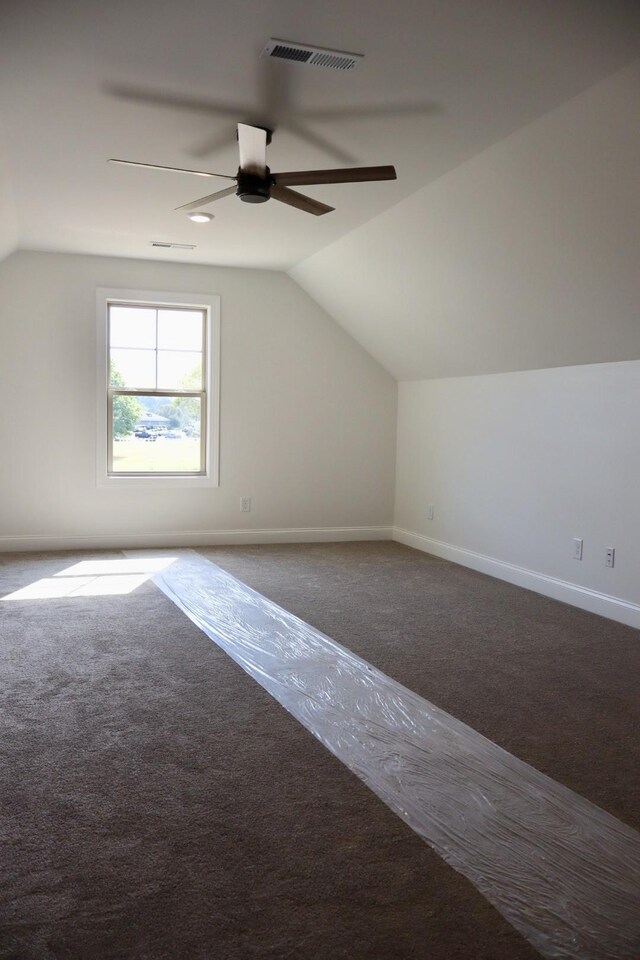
[96,288,220,488]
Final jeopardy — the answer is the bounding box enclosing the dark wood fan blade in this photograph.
[106,83,247,118]
[283,121,355,165]
[109,159,235,179]
[270,185,334,216]
[175,186,237,211]
[272,165,396,187]
[302,102,437,121]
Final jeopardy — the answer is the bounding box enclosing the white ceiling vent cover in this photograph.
[261,39,363,71]
[150,241,196,250]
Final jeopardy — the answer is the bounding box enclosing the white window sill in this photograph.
[97,474,218,490]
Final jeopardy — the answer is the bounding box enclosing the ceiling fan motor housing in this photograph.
[236,167,272,203]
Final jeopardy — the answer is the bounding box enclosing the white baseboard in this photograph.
[0,525,393,554]
[393,527,640,630]
[5,523,635,628]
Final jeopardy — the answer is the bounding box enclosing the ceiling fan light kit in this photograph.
[110,122,396,217]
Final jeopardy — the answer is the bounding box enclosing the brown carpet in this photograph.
[1,542,638,959]
[201,542,640,829]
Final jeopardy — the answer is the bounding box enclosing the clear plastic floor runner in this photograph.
[148,550,640,960]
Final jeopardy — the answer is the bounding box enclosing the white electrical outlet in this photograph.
[572,538,583,560]
[240,497,251,513]
[427,504,434,520]
[605,547,615,568]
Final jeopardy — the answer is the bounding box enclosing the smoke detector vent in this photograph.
[150,241,196,250]
[261,39,363,71]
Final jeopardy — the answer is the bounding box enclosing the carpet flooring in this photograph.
[1,542,638,959]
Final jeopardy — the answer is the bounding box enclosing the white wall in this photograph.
[291,60,640,381]
[0,250,397,548]
[0,130,17,262]
[394,361,640,625]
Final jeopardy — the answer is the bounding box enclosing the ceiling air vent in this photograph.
[261,39,363,71]
[150,241,196,250]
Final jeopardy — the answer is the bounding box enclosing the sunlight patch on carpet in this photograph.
[2,556,178,601]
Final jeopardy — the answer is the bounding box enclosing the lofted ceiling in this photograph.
[1,0,639,271]
[292,60,640,379]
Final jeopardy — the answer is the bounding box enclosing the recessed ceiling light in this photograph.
[187,212,214,223]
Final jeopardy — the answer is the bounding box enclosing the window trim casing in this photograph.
[96,288,220,488]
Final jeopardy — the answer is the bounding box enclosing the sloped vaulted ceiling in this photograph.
[0,0,638,378]
[0,0,639,271]
[291,61,640,380]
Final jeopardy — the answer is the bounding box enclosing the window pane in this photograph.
[157,310,203,351]
[110,348,156,388]
[157,350,202,389]
[111,394,202,474]
[109,306,156,349]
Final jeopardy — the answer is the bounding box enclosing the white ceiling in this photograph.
[1,0,639,270]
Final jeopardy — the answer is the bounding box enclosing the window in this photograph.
[97,289,220,487]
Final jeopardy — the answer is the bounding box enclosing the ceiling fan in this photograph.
[110,122,397,216]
